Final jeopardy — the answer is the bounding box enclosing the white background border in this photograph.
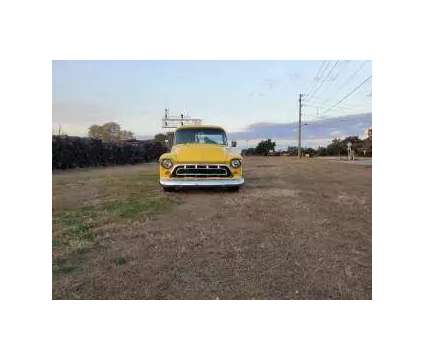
[1,0,424,359]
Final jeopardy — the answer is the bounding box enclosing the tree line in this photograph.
[52,122,168,170]
[88,122,135,142]
[241,135,372,157]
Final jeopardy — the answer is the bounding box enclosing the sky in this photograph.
[52,60,372,147]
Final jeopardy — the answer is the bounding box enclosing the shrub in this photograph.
[52,136,168,170]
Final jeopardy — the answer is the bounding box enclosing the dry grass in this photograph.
[52,158,371,300]
[52,164,175,279]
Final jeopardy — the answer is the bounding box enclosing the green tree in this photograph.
[101,122,121,142]
[88,124,104,139]
[154,133,167,143]
[361,137,372,156]
[326,138,345,156]
[88,122,134,142]
[342,136,364,155]
[317,146,327,156]
[318,134,372,157]
[119,130,135,141]
[255,139,276,155]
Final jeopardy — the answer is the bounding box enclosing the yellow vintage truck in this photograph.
[159,125,244,191]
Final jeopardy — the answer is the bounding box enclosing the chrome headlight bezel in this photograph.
[161,159,173,169]
[230,159,241,168]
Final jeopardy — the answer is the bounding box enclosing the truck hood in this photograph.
[172,144,236,163]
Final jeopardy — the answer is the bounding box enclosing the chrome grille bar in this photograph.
[172,164,232,178]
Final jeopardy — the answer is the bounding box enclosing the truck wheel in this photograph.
[163,187,175,192]
[228,186,240,192]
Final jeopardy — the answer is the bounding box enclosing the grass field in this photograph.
[52,157,372,299]
[53,166,176,278]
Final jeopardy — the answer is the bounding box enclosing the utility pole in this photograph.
[298,93,303,158]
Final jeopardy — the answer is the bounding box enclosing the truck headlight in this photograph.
[161,159,173,169]
[230,159,241,168]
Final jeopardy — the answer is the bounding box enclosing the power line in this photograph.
[337,60,368,91]
[305,61,364,105]
[307,60,340,100]
[305,61,331,97]
[304,60,327,96]
[320,75,372,116]
[307,60,351,106]
[298,61,371,129]
[302,61,371,118]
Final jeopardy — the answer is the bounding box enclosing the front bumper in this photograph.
[160,177,244,187]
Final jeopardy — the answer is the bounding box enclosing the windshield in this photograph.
[175,128,227,145]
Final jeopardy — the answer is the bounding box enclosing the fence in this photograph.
[52,136,168,170]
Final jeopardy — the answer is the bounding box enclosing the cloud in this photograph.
[228,112,372,147]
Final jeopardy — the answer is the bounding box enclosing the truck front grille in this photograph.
[172,164,231,177]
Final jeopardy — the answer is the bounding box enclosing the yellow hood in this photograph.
[172,144,237,163]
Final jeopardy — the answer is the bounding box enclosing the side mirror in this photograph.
[231,141,237,147]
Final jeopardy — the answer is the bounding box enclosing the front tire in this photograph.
[228,186,240,192]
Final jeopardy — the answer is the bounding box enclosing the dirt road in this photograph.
[53,157,372,299]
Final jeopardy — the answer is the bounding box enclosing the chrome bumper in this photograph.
[160,177,244,187]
